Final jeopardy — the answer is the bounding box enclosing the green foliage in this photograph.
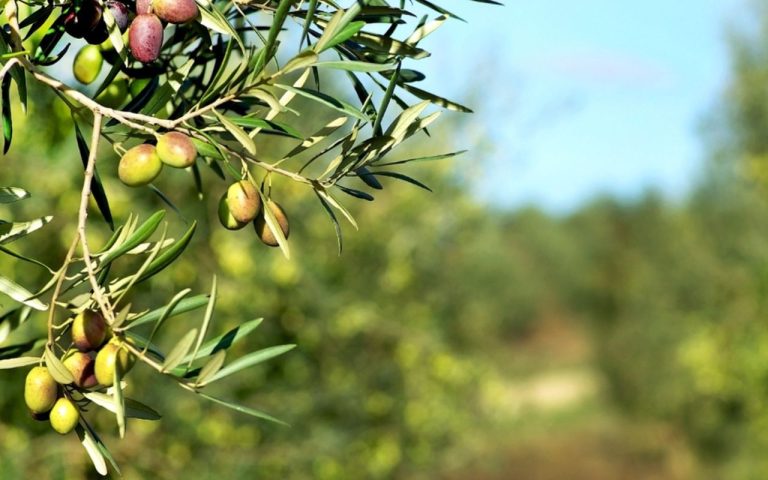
[0,0,500,475]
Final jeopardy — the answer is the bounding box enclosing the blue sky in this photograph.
[414,0,747,212]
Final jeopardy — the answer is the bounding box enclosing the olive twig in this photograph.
[76,112,116,326]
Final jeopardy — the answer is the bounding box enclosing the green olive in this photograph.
[73,45,103,85]
[118,144,162,187]
[94,340,135,387]
[218,193,247,230]
[24,366,58,414]
[49,398,79,434]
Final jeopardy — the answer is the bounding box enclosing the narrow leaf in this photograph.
[0,356,39,369]
[207,344,295,384]
[128,294,209,329]
[2,76,13,154]
[315,60,394,72]
[0,216,52,245]
[45,346,73,384]
[188,276,216,370]
[273,84,368,121]
[84,392,162,420]
[0,276,47,310]
[215,111,257,155]
[259,195,291,259]
[77,426,108,476]
[0,187,29,203]
[197,392,287,425]
[162,328,198,372]
[100,211,165,266]
[178,318,263,364]
[194,350,226,387]
[113,362,125,438]
[138,221,197,282]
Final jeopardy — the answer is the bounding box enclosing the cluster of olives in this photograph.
[118,131,197,186]
[129,0,198,63]
[218,180,290,247]
[66,0,197,68]
[70,0,200,91]
[64,0,130,46]
[24,311,135,435]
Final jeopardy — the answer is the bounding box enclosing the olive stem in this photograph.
[76,112,116,326]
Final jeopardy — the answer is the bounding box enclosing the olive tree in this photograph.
[0,0,498,474]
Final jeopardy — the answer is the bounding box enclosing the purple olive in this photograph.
[136,0,151,15]
[128,14,163,64]
[107,1,130,32]
[63,1,103,39]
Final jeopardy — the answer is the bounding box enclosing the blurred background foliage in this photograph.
[7,4,768,480]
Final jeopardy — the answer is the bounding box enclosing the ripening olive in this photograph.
[62,351,98,389]
[225,180,261,224]
[254,201,290,247]
[153,0,198,24]
[72,310,107,352]
[156,131,197,168]
[49,398,79,434]
[107,1,130,32]
[24,366,58,414]
[218,194,247,230]
[136,0,151,15]
[118,144,163,187]
[128,14,163,64]
[73,45,103,85]
[94,340,135,387]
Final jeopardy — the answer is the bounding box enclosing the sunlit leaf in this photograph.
[194,350,226,387]
[128,294,210,329]
[84,392,162,420]
[138,221,197,282]
[178,318,263,364]
[45,346,73,384]
[187,276,217,371]
[100,211,165,266]
[0,216,52,245]
[162,328,198,373]
[0,187,29,203]
[77,426,108,477]
[0,275,46,310]
[206,344,295,384]
[215,111,257,155]
[0,356,40,369]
